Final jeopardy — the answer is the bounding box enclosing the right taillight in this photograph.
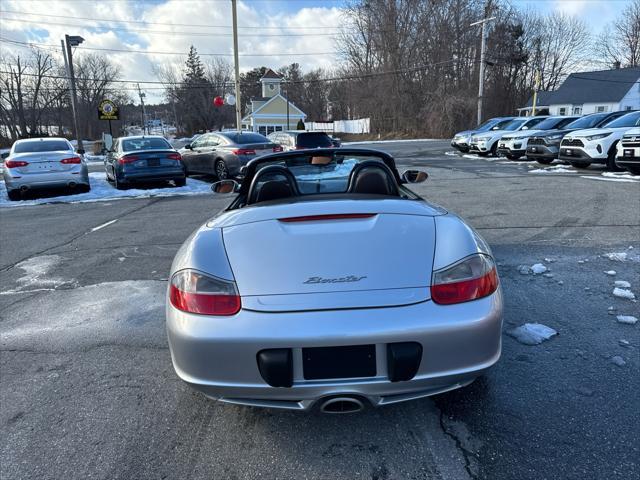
[431,254,498,305]
[169,269,241,316]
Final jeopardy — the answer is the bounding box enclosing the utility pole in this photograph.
[531,69,541,116]
[471,3,495,126]
[63,35,85,153]
[137,84,147,135]
[231,0,242,134]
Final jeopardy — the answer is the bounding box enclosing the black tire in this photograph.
[476,152,489,157]
[7,190,21,201]
[114,175,128,190]
[490,142,499,157]
[174,178,186,187]
[606,143,624,171]
[536,158,554,165]
[506,154,519,160]
[570,161,591,169]
[625,166,640,175]
[215,159,229,180]
[78,184,91,193]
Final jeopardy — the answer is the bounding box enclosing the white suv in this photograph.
[559,111,640,170]
[615,127,640,175]
[497,116,579,160]
[470,117,547,157]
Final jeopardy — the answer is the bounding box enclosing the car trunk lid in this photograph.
[12,151,79,174]
[222,212,435,310]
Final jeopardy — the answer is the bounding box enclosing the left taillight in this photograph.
[5,159,29,168]
[431,254,498,305]
[169,269,241,316]
[167,152,182,161]
[231,148,255,155]
[60,156,82,164]
[272,145,283,152]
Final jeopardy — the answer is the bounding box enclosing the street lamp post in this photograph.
[63,34,85,153]
[470,8,495,126]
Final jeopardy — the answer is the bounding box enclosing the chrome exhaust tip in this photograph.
[320,397,365,414]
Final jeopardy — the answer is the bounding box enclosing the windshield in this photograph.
[565,114,608,129]
[122,137,171,151]
[534,117,575,130]
[248,153,392,196]
[13,140,70,153]
[503,119,527,131]
[296,132,333,148]
[521,118,546,130]
[605,111,640,128]
[222,132,270,144]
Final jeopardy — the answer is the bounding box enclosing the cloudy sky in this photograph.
[0,0,631,103]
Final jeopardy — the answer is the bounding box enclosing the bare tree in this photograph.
[596,0,640,68]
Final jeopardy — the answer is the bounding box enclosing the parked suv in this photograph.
[470,117,547,156]
[615,127,640,175]
[526,111,629,164]
[497,116,578,160]
[451,117,515,153]
[558,111,640,170]
[267,131,333,151]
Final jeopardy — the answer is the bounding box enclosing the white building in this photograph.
[518,66,640,116]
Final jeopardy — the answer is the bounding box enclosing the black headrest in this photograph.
[347,161,399,196]
[255,181,293,203]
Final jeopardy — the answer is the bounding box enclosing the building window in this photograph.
[275,126,283,131]
[596,106,608,112]
[625,106,633,111]
[572,106,582,115]
[559,107,566,115]
[258,126,267,135]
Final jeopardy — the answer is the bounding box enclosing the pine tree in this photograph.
[184,46,205,83]
[296,119,305,130]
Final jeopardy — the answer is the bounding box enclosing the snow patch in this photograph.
[616,315,638,325]
[604,270,617,276]
[529,165,577,174]
[613,288,636,300]
[602,171,640,181]
[507,323,558,345]
[1,255,69,294]
[611,356,626,367]
[531,263,547,274]
[581,176,639,183]
[0,172,212,208]
[604,252,627,262]
[614,280,631,288]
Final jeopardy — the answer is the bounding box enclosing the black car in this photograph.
[526,111,630,164]
[180,131,279,180]
[104,135,185,190]
[267,130,334,151]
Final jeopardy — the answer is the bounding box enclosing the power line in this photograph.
[0,37,338,57]
[0,16,340,37]
[0,9,343,30]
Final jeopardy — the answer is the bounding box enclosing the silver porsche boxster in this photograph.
[166,148,503,413]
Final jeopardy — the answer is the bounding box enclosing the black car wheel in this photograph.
[606,143,624,171]
[7,190,21,201]
[215,160,229,180]
[536,158,554,165]
[490,142,499,157]
[570,161,591,169]
[174,178,186,187]
[114,175,129,190]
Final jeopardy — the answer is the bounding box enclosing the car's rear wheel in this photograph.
[174,178,186,187]
[7,190,21,201]
[536,158,553,165]
[215,159,229,180]
[114,175,129,190]
[490,142,499,157]
[606,143,624,171]
[570,161,591,169]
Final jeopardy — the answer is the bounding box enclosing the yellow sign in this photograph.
[98,99,119,121]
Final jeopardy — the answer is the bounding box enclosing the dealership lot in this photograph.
[1,140,638,480]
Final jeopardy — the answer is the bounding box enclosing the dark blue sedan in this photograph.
[104,136,186,190]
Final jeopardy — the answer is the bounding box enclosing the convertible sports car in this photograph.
[166,148,503,413]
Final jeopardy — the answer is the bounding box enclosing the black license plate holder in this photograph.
[303,345,376,380]
[147,158,160,167]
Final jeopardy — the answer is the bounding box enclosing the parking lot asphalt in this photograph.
[1,140,639,480]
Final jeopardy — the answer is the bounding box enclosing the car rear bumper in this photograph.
[4,168,89,191]
[526,145,558,160]
[166,289,503,410]
[121,169,185,183]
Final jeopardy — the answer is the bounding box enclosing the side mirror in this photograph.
[77,148,85,155]
[211,179,238,194]
[402,170,428,183]
[184,144,192,150]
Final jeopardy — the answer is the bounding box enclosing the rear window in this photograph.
[13,140,70,153]
[222,132,270,144]
[296,132,333,148]
[121,137,171,151]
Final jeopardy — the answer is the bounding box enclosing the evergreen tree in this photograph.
[184,46,205,83]
[296,119,305,130]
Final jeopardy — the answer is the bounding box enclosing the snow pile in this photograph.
[531,263,547,274]
[616,315,638,325]
[581,175,639,183]
[529,165,577,174]
[507,323,558,345]
[604,252,628,262]
[604,270,617,276]
[613,288,636,300]
[517,265,533,275]
[611,356,626,367]
[602,171,640,180]
[614,280,631,288]
[0,172,212,208]
[84,154,105,164]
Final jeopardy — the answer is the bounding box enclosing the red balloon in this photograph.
[213,96,224,107]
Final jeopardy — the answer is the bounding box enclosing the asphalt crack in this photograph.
[439,410,479,480]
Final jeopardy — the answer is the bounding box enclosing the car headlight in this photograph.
[585,132,612,141]
[476,136,492,141]
[546,134,564,141]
